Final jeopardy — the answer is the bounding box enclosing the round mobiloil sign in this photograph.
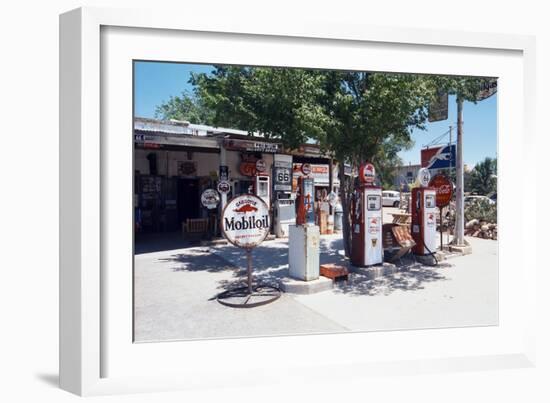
[221,194,270,249]
[359,162,376,184]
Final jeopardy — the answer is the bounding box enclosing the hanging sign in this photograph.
[217,180,231,194]
[429,174,453,207]
[359,162,376,184]
[255,159,267,173]
[219,165,229,181]
[201,189,220,209]
[428,91,449,122]
[221,194,270,249]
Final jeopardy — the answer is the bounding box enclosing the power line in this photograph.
[422,125,456,148]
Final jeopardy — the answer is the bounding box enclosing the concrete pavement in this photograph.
[134,231,497,342]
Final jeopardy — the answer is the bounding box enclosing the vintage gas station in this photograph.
[133,117,496,341]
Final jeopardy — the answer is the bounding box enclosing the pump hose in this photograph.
[418,237,439,267]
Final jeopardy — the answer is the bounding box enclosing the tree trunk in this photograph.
[339,161,353,258]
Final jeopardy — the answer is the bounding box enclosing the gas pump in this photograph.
[295,176,315,225]
[411,168,438,256]
[254,174,270,210]
[351,162,383,266]
[288,173,319,281]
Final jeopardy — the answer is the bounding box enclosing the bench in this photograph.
[182,218,209,240]
[391,212,412,226]
[382,223,416,262]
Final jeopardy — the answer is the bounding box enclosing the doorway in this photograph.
[177,178,200,224]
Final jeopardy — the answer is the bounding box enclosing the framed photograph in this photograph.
[60,7,537,396]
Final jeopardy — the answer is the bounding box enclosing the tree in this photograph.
[155,91,215,125]
[470,157,497,195]
[192,67,434,257]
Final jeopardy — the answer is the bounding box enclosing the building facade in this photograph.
[134,117,338,234]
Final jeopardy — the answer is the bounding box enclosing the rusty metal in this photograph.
[216,248,281,308]
[216,284,281,308]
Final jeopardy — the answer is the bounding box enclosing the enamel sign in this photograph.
[221,194,270,249]
[359,162,376,184]
[201,189,220,209]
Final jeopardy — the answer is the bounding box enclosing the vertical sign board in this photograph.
[428,91,449,122]
[219,165,229,181]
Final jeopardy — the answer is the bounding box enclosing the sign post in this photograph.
[429,174,453,250]
[217,194,280,307]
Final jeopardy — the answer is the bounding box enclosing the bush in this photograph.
[465,199,497,223]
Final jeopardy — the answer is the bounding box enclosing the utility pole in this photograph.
[453,97,465,246]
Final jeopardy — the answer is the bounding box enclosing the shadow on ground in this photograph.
[149,235,452,298]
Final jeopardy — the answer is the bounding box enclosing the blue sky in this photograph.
[134,61,497,167]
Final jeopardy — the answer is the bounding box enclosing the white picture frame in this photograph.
[60,6,537,396]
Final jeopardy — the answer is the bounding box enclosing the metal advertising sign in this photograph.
[200,189,220,209]
[239,161,257,177]
[359,162,376,184]
[301,163,312,176]
[273,166,292,191]
[476,79,498,101]
[255,159,267,173]
[221,194,270,249]
[428,91,449,122]
[429,174,453,207]
[417,168,431,187]
[421,144,456,170]
[219,165,229,181]
[223,138,280,153]
[217,180,231,194]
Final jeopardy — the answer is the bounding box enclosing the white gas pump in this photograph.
[254,174,270,210]
[411,168,438,257]
[274,195,295,238]
[351,162,383,266]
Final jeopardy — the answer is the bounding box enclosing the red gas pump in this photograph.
[295,176,315,225]
[351,162,383,266]
[411,168,438,256]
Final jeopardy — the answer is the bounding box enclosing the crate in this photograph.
[320,264,349,281]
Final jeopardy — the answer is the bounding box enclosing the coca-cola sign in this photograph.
[221,194,270,249]
[429,174,453,207]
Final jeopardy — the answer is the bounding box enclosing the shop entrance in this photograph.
[177,178,200,224]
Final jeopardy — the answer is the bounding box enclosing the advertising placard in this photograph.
[429,174,453,207]
[221,195,270,248]
[201,189,220,209]
[273,166,292,191]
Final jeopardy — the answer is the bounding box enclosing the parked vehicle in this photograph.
[382,190,401,207]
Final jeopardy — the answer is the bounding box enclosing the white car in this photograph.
[382,190,401,207]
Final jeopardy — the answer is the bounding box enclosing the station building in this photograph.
[133,117,339,234]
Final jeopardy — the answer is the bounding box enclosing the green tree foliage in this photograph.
[191,67,329,149]
[155,91,215,125]
[470,157,497,195]
[192,67,434,256]
[465,199,497,223]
